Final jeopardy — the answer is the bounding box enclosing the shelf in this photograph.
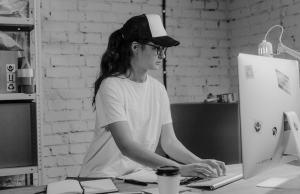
[0,0,42,185]
[0,93,35,101]
[0,166,38,176]
[0,17,34,31]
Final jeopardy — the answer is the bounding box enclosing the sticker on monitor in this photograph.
[276,69,290,94]
[245,65,254,79]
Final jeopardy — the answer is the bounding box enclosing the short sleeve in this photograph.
[96,78,127,128]
[161,87,172,125]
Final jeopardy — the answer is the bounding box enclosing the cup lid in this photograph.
[156,166,179,176]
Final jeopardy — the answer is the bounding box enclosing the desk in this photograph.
[202,161,300,194]
[1,163,300,194]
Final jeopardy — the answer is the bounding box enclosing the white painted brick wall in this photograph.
[228,0,300,94]
[166,0,230,103]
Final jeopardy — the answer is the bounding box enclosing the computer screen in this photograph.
[0,101,37,168]
[238,53,300,179]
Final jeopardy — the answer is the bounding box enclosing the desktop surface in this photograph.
[1,163,300,194]
[205,161,300,194]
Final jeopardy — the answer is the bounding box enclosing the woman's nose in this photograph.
[158,52,166,59]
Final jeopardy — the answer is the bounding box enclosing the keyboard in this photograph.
[185,173,243,190]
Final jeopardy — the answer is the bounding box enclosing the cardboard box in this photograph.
[0,51,18,93]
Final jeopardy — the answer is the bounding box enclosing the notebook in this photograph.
[46,178,118,194]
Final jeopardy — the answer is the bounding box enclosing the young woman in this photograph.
[79,14,226,178]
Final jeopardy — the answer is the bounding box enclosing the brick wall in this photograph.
[166,0,230,103]
[228,0,300,93]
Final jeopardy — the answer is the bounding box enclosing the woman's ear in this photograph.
[131,42,139,54]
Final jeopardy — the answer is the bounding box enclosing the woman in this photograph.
[79,14,226,178]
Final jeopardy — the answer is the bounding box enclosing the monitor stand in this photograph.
[282,111,300,160]
[268,112,300,168]
[256,112,300,188]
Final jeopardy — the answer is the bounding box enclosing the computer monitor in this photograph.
[0,101,37,168]
[238,53,300,179]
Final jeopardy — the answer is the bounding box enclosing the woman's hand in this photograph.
[179,159,226,178]
[199,159,226,176]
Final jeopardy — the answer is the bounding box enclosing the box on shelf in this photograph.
[0,51,18,93]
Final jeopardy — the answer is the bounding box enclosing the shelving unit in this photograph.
[0,166,37,177]
[0,17,34,31]
[0,93,36,100]
[0,0,43,186]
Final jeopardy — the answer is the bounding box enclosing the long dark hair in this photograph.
[93,14,152,109]
[92,29,131,108]
[92,29,148,109]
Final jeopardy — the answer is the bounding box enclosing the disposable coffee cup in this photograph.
[156,166,180,194]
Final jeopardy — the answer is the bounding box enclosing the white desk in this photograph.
[1,162,300,194]
[201,161,300,194]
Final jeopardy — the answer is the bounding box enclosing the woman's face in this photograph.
[133,42,166,71]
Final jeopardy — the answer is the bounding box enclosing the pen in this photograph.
[114,192,144,194]
[124,179,148,186]
[179,188,192,193]
[34,191,46,194]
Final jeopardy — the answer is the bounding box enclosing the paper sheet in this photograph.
[118,169,157,183]
[81,179,118,193]
[256,177,289,188]
[256,176,300,189]
[47,180,82,194]
[118,169,196,184]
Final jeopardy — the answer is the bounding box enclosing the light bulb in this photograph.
[258,40,273,57]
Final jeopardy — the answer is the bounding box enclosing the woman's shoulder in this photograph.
[100,76,126,90]
[147,75,165,90]
[102,76,126,85]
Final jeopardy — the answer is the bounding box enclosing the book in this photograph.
[46,178,118,194]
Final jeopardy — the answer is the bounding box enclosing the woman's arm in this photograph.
[160,123,226,176]
[108,121,180,169]
[108,121,223,177]
[160,123,201,164]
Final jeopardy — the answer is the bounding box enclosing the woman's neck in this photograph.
[126,69,147,83]
[126,62,148,83]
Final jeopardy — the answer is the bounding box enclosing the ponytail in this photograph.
[92,29,132,109]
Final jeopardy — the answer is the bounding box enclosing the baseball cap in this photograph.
[121,14,180,47]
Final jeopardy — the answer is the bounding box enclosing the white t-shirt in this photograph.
[79,75,172,177]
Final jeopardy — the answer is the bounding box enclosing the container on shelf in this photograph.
[0,51,18,93]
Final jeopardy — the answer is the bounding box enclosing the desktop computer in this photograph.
[238,53,300,179]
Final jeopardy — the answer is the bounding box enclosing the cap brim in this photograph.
[151,36,180,47]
